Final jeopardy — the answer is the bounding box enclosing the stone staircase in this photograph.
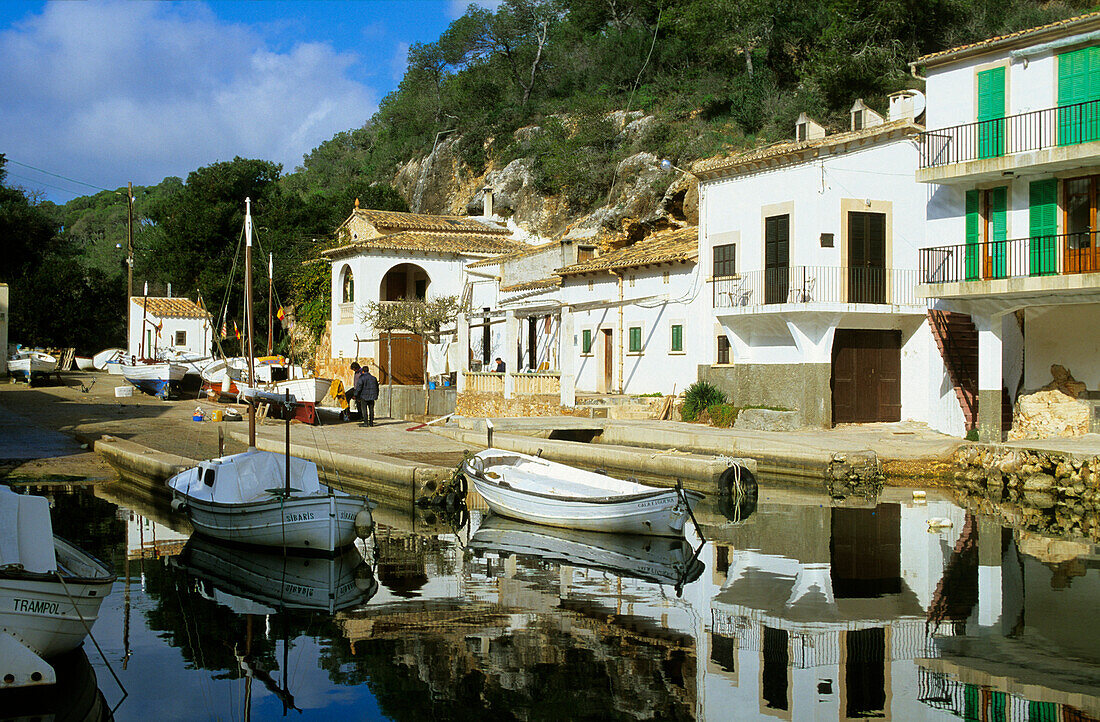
[927,310,1012,433]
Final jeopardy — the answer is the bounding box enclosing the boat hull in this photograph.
[74,357,95,371]
[173,493,368,553]
[0,541,114,660]
[121,362,186,398]
[8,357,54,381]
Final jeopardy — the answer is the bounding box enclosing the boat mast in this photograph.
[267,252,274,356]
[140,281,149,361]
[245,198,257,449]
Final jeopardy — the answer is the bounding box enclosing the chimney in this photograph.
[483,187,494,217]
[888,89,926,123]
[795,113,826,142]
[849,99,884,132]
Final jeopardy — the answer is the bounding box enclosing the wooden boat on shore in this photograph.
[120,360,187,398]
[470,515,705,590]
[462,449,704,537]
[0,486,115,687]
[8,352,55,383]
[91,348,124,372]
[74,356,95,371]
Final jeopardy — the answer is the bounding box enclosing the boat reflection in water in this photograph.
[469,515,705,594]
[0,647,110,722]
[172,534,378,614]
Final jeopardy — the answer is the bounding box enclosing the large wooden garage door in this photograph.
[378,332,424,385]
[831,329,901,424]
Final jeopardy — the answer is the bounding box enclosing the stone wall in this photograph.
[699,363,831,428]
[954,445,1100,542]
[456,391,595,419]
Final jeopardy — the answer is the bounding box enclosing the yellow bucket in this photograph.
[210,409,223,422]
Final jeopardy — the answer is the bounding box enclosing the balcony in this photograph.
[917,100,1100,183]
[918,234,1100,300]
[712,266,920,312]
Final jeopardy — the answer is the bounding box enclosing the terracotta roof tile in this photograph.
[556,226,698,276]
[322,230,527,259]
[915,11,1100,67]
[130,297,209,318]
[354,209,510,235]
[500,276,561,293]
[695,120,921,180]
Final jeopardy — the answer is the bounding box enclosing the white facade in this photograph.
[698,126,961,431]
[915,15,1100,441]
[559,262,707,396]
[127,298,211,361]
[0,283,7,374]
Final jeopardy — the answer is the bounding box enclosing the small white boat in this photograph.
[462,449,705,537]
[74,356,95,371]
[8,352,56,382]
[245,376,333,405]
[120,361,187,398]
[91,348,124,371]
[470,515,705,589]
[173,534,377,613]
[167,448,374,553]
[0,486,115,687]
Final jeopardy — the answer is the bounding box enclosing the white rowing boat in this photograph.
[0,486,115,688]
[167,446,373,553]
[470,515,705,590]
[74,356,95,371]
[91,348,124,371]
[120,361,187,398]
[8,352,56,382]
[462,449,704,537]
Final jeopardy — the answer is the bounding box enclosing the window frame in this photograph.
[628,325,643,354]
[716,335,731,365]
[713,243,737,279]
[174,330,187,347]
[581,328,593,355]
[670,324,684,354]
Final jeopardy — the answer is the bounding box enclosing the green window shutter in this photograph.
[977,67,1005,158]
[965,189,981,280]
[671,324,683,352]
[629,327,642,353]
[1029,179,1058,275]
[989,186,1008,278]
[582,329,592,354]
[1058,47,1100,144]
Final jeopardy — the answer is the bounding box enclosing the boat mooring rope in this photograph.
[52,571,128,706]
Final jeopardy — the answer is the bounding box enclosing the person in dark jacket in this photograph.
[353,364,380,427]
[493,357,505,373]
[342,362,363,422]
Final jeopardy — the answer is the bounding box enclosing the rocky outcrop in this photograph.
[1008,364,1090,440]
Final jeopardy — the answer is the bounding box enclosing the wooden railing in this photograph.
[463,371,504,394]
[513,372,561,396]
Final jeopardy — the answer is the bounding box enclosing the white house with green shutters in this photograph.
[915,11,1100,441]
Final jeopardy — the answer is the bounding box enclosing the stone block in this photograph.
[733,408,801,432]
[1022,473,1055,492]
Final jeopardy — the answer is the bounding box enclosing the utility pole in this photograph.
[125,183,134,350]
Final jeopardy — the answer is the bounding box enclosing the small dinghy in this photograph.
[8,352,56,383]
[74,356,95,371]
[91,348,124,372]
[470,515,705,590]
[167,446,374,554]
[120,361,187,398]
[0,486,115,687]
[462,449,704,537]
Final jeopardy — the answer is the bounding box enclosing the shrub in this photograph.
[706,403,739,428]
[681,381,726,422]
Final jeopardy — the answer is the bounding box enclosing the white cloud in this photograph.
[447,0,502,19]
[0,1,379,200]
[390,42,410,83]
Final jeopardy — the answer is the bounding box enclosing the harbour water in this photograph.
[19,476,1100,721]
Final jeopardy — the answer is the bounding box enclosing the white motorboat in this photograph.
[470,515,705,590]
[120,361,187,398]
[167,448,373,553]
[167,198,374,554]
[0,486,115,687]
[91,348,124,371]
[462,449,705,537]
[74,356,95,371]
[173,534,377,613]
[8,352,56,382]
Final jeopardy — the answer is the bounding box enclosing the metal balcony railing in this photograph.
[712,266,920,309]
[919,233,1100,283]
[919,99,1100,169]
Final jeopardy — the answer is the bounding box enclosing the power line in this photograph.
[4,171,89,197]
[5,158,115,193]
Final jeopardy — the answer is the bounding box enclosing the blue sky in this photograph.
[0,1,478,202]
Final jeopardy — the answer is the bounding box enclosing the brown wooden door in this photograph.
[1064,176,1100,273]
[831,329,901,424]
[601,329,613,392]
[378,332,423,385]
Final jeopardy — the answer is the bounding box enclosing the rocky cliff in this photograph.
[392,112,700,245]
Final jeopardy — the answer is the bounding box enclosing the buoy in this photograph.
[927,517,953,529]
[355,508,374,538]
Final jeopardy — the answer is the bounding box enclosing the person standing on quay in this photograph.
[354,363,379,427]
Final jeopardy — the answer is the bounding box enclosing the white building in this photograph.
[127,296,212,361]
[0,283,8,375]
[913,10,1100,441]
[696,103,961,430]
[555,226,704,396]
